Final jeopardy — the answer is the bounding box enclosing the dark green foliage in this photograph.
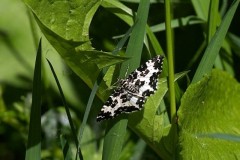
[0,0,240,159]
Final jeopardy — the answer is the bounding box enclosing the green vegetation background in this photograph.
[0,0,240,160]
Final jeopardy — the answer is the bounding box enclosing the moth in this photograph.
[97,55,164,122]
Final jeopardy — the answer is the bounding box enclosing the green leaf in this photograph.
[128,71,188,160]
[24,0,99,43]
[24,0,127,99]
[25,39,42,160]
[177,69,240,159]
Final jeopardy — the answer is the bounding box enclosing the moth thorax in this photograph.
[123,83,139,93]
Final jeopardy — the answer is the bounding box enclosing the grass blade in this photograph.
[46,59,83,160]
[207,0,223,70]
[76,24,136,155]
[192,0,239,83]
[76,72,103,159]
[25,39,42,160]
[102,1,150,160]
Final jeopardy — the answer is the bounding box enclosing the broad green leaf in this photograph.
[24,0,127,99]
[128,71,188,160]
[24,0,99,43]
[177,69,240,159]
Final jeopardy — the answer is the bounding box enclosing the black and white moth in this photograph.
[97,55,164,122]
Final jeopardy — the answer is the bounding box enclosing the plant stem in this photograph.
[165,0,176,122]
